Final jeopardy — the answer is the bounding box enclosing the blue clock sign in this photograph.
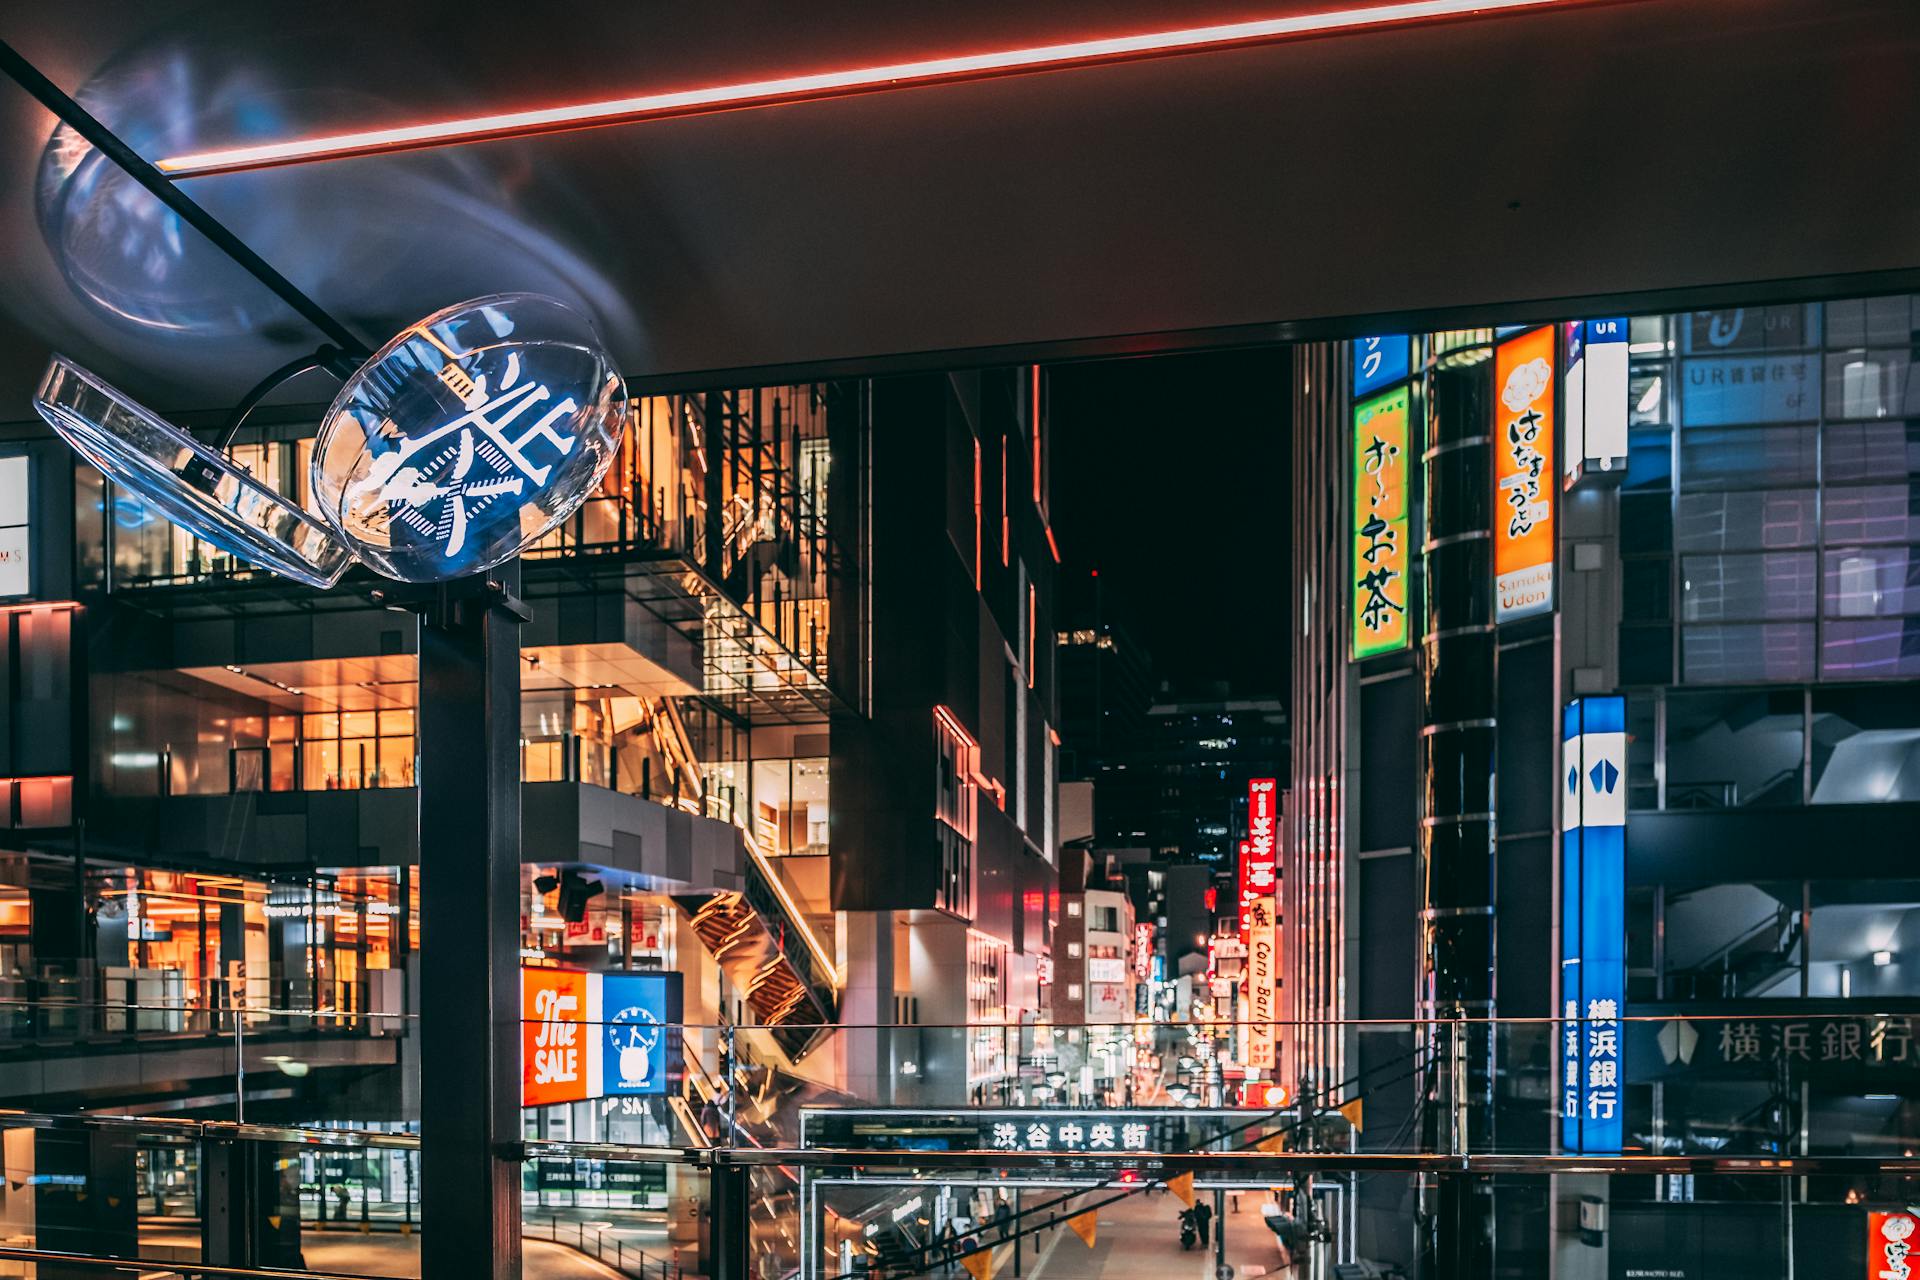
[601,971,683,1097]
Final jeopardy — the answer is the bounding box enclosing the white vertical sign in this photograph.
[0,456,29,597]
[1246,896,1277,1071]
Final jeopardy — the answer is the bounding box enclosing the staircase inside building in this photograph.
[674,844,837,1061]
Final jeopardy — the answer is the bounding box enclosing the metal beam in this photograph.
[0,39,371,361]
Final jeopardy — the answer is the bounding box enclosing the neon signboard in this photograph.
[1351,335,1410,397]
[522,967,684,1107]
[523,967,592,1107]
[1351,385,1411,658]
[1492,327,1556,621]
[601,971,685,1097]
[1239,779,1278,936]
[33,294,627,590]
[1870,1210,1919,1280]
[1560,696,1625,1154]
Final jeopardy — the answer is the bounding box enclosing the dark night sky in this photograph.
[1047,347,1292,696]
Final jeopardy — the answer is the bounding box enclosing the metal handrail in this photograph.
[528,1211,684,1280]
[0,1245,380,1279]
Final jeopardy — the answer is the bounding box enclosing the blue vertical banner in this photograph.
[600,971,685,1096]
[1561,696,1626,1153]
[1351,335,1411,397]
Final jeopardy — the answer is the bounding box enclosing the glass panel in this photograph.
[1809,687,1920,801]
[1619,492,1672,555]
[1820,617,1920,680]
[340,739,372,788]
[1622,424,1670,490]
[1679,552,1816,621]
[1803,879,1920,1000]
[377,737,414,788]
[1824,484,1920,544]
[1823,420,1920,485]
[1663,689,1805,808]
[1681,304,1820,354]
[304,740,340,790]
[1678,353,1819,425]
[1823,349,1920,420]
[1675,489,1817,551]
[1622,558,1670,623]
[1825,294,1917,347]
[1625,694,1657,810]
[1682,623,1815,684]
[1824,546,1920,618]
[1677,425,1817,489]
[1661,880,1803,998]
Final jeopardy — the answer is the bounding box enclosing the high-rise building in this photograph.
[1290,299,1920,1276]
[1054,572,1154,779]
[1094,683,1286,867]
[0,363,1059,1275]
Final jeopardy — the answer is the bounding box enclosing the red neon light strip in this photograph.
[1031,366,1044,506]
[156,0,1591,177]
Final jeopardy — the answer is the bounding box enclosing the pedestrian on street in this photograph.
[1192,1198,1214,1247]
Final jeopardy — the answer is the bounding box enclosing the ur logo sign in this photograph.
[1588,759,1620,795]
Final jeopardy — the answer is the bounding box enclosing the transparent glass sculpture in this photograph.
[310,294,628,582]
[33,356,354,588]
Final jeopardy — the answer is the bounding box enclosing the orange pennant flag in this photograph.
[962,1247,995,1280]
[1166,1171,1195,1207]
[1257,1132,1288,1153]
[1068,1209,1097,1248]
[1338,1098,1364,1133]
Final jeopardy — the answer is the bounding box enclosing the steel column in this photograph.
[416,567,527,1280]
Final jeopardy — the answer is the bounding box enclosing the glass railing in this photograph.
[8,1005,1920,1157]
[0,1100,1898,1280]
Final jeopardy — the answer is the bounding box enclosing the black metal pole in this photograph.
[417,565,527,1280]
[1420,358,1499,1280]
[0,40,372,361]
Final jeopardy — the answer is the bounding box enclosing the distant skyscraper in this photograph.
[1094,682,1287,867]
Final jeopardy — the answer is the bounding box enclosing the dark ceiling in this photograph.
[0,0,1916,419]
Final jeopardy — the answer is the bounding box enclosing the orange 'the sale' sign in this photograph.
[1493,326,1556,621]
[523,967,591,1106]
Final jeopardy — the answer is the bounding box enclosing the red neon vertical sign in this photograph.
[1240,779,1279,934]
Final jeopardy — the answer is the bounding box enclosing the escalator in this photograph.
[675,836,838,1062]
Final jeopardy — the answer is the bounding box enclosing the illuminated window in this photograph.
[935,708,979,915]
